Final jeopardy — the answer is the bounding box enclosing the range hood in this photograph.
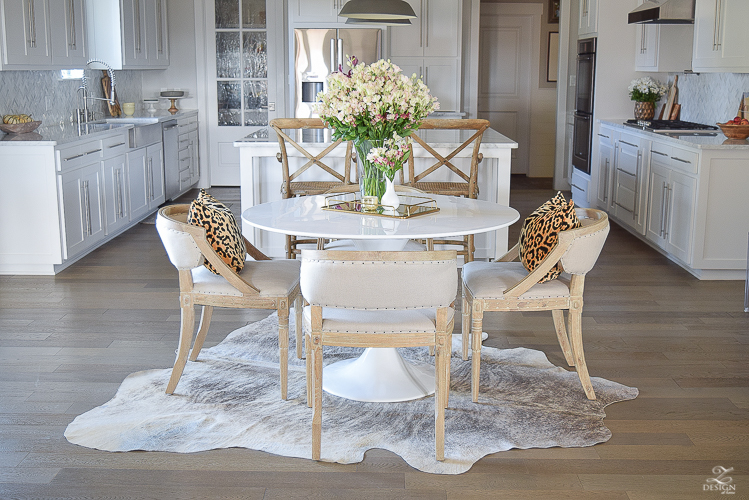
[628,0,695,24]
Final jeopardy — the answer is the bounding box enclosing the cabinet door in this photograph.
[103,154,129,235]
[50,0,87,67]
[635,23,658,71]
[389,0,422,57]
[612,139,646,234]
[578,0,597,36]
[423,58,459,112]
[145,0,168,67]
[2,0,52,66]
[665,170,696,263]
[289,0,339,24]
[147,143,165,207]
[645,161,669,249]
[693,0,749,71]
[423,0,458,57]
[121,0,147,67]
[596,138,614,211]
[127,147,149,221]
[188,130,199,184]
[60,161,105,259]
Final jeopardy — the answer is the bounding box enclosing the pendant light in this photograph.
[345,17,412,26]
[338,0,417,20]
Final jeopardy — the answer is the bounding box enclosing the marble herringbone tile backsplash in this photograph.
[0,70,141,126]
[673,72,749,124]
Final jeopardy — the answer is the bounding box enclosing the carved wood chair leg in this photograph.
[285,235,293,260]
[189,305,213,361]
[278,302,290,401]
[435,340,445,461]
[312,340,323,461]
[568,308,596,400]
[166,301,195,394]
[470,306,484,402]
[305,333,312,407]
[551,309,575,367]
[462,284,470,360]
[295,293,304,359]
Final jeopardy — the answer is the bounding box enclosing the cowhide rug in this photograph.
[64,313,638,474]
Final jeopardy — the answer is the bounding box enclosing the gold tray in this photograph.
[322,194,440,219]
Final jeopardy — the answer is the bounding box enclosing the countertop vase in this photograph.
[634,101,655,120]
[381,178,400,212]
[354,138,386,206]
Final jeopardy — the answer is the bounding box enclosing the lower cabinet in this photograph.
[103,154,129,236]
[645,161,696,264]
[610,133,647,235]
[127,143,164,222]
[60,160,106,260]
[595,129,615,211]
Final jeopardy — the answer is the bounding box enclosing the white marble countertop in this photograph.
[0,109,198,147]
[599,119,749,150]
[235,127,518,152]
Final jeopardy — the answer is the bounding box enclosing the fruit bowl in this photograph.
[716,123,749,140]
[0,120,42,135]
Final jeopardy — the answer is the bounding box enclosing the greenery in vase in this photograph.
[628,77,668,103]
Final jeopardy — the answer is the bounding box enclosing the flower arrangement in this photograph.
[316,58,438,203]
[366,134,411,182]
[316,57,439,142]
[628,77,668,103]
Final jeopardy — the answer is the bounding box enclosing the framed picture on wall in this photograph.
[549,0,560,23]
[547,32,559,83]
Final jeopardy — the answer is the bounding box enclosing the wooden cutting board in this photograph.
[101,70,122,117]
[663,75,678,121]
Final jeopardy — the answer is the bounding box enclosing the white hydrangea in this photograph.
[628,77,668,103]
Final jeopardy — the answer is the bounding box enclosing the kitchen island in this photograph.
[593,119,749,279]
[235,127,518,260]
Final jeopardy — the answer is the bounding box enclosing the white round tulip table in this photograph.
[242,193,520,402]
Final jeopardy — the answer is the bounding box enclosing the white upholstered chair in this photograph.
[461,208,610,401]
[300,250,458,461]
[156,204,303,399]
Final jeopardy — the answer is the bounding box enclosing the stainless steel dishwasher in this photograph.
[162,120,180,200]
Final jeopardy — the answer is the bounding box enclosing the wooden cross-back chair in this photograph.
[270,118,355,258]
[155,205,303,399]
[461,208,610,401]
[405,118,491,262]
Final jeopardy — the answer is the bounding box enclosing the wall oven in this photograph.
[572,38,596,174]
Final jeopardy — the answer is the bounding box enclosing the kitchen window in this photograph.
[215,0,268,126]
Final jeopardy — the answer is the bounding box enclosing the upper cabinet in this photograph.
[692,0,749,72]
[578,0,598,37]
[86,0,169,70]
[1,0,88,69]
[288,0,350,25]
[389,0,459,58]
[634,22,693,72]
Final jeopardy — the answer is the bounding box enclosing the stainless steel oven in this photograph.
[572,38,596,174]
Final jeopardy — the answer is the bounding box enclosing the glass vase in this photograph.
[354,138,386,207]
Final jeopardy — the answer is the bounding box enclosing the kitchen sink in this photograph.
[103,117,160,124]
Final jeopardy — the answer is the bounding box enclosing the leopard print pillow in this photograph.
[188,190,246,275]
[519,192,581,283]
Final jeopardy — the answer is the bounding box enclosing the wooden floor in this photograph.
[1,181,747,499]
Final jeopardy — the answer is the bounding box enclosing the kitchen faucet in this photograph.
[76,59,117,128]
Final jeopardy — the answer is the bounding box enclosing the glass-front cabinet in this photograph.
[215,0,268,128]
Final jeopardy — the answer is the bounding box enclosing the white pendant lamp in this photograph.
[345,17,412,26]
[338,0,417,20]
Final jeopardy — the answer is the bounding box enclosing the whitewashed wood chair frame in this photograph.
[300,250,458,462]
[461,208,610,400]
[156,205,303,399]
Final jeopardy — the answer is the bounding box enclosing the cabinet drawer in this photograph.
[57,140,103,172]
[101,133,129,158]
[668,147,698,174]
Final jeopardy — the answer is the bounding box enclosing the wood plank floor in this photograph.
[1,181,747,499]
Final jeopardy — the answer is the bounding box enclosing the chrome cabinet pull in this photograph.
[148,157,154,200]
[597,133,609,138]
[716,0,723,49]
[68,0,76,50]
[652,150,668,157]
[603,158,609,202]
[107,142,126,149]
[83,180,92,235]
[424,0,428,48]
[663,184,672,238]
[84,148,102,156]
[419,0,423,47]
[712,0,719,51]
[660,182,668,237]
[116,170,124,219]
[671,156,691,164]
[620,140,638,148]
[27,0,37,48]
[157,0,163,54]
[135,0,142,54]
[633,151,641,219]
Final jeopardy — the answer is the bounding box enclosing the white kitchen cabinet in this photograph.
[390,58,460,112]
[60,159,106,260]
[127,142,164,222]
[147,142,165,206]
[1,0,52,67]
[578,0,598,37]
[389,0,459,58]
[646,159,696,264]
[50,0,88,67]
[177,114,200,190]
[611,132,648,235]
[635,22,693,72]
[595,128,615,212]
[692,0,749,72]
[102,153,129,235]
[86,0,169,70]
[288,0,350,24]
